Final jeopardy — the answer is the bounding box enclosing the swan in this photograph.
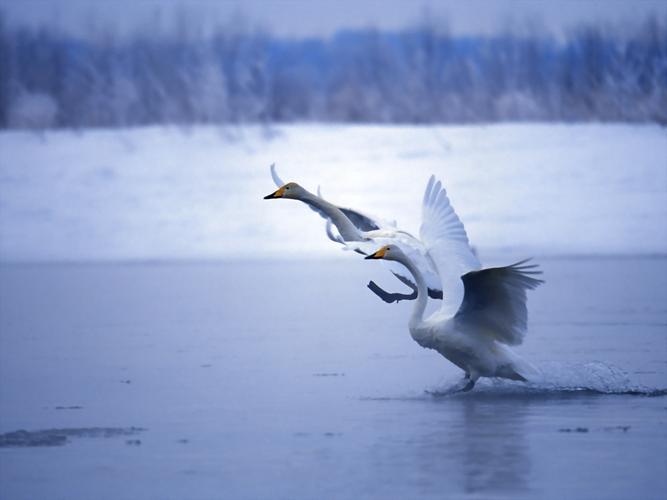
[264,164,479,302]
[364,176,543,391]
[268,163,396,241]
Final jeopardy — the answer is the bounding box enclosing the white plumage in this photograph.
[265,164,472,301]
[365,176,543,391]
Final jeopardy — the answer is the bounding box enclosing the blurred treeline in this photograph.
[0,12,665,129]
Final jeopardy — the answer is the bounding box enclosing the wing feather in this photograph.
[325,219,344,244]
[420,175,481,316]
[270,163,284,187]
[339,208,381,232]
[454,260,544,345]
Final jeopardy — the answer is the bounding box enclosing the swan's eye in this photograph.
[286,186,290,190]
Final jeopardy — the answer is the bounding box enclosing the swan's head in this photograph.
[263,182,305,200]
[364,244,404,262]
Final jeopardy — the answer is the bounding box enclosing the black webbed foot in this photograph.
[367,281,417,303]
[367,271,443,304]
[391,272,443,301]
[460,379,476,392]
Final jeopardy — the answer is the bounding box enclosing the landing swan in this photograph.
[365,176,543,391]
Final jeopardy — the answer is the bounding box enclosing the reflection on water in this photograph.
[458,400,529,495]
[364,397,531,497]
[364,386,666,498]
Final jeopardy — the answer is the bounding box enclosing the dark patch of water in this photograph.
[0,427,146,448]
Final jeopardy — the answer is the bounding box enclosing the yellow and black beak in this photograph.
[263,186,286,199]
[364,246,388,260]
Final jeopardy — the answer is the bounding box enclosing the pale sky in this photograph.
[1,0,666,38]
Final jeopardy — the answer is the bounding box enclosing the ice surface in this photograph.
[0,256,665,499]
[0,123,665,261]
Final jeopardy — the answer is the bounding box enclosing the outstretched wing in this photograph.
[420,175,481,316]
[454,260,544,345]
[339,208,381,231]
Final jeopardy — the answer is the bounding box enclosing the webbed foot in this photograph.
[454,372,477,392]
[427,374,477,396]
[460,379,476,392]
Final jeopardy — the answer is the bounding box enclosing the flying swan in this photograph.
[365,176,543,391]
[263,164,479,303]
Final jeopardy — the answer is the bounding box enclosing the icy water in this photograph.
[0,256,666,499]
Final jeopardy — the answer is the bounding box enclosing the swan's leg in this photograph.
[460,377,476,392]
[366,272,443,304]
[391,272,418,292]
[366,271,419,303]
[453,371,478,392]
[391,272,444,302]
[426,372,479,397]
[367,281,417,303]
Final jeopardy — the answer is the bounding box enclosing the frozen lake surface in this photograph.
[1,256,665,499]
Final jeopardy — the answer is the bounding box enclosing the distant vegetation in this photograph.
[0,11,665,128]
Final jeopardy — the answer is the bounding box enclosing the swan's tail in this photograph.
[497,344,540,382]
[499,366,528,382]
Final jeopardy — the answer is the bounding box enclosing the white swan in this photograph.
[264,164,481,302]
[365,176,543,391]
[268,163,396,241]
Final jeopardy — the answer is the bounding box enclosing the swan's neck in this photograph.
[302,191,363,241]
[401,256,428,328]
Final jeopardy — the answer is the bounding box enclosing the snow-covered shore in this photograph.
[1,123,665,261]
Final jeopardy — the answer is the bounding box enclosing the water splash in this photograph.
[428,361,667,397]
[529,361,665,395]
